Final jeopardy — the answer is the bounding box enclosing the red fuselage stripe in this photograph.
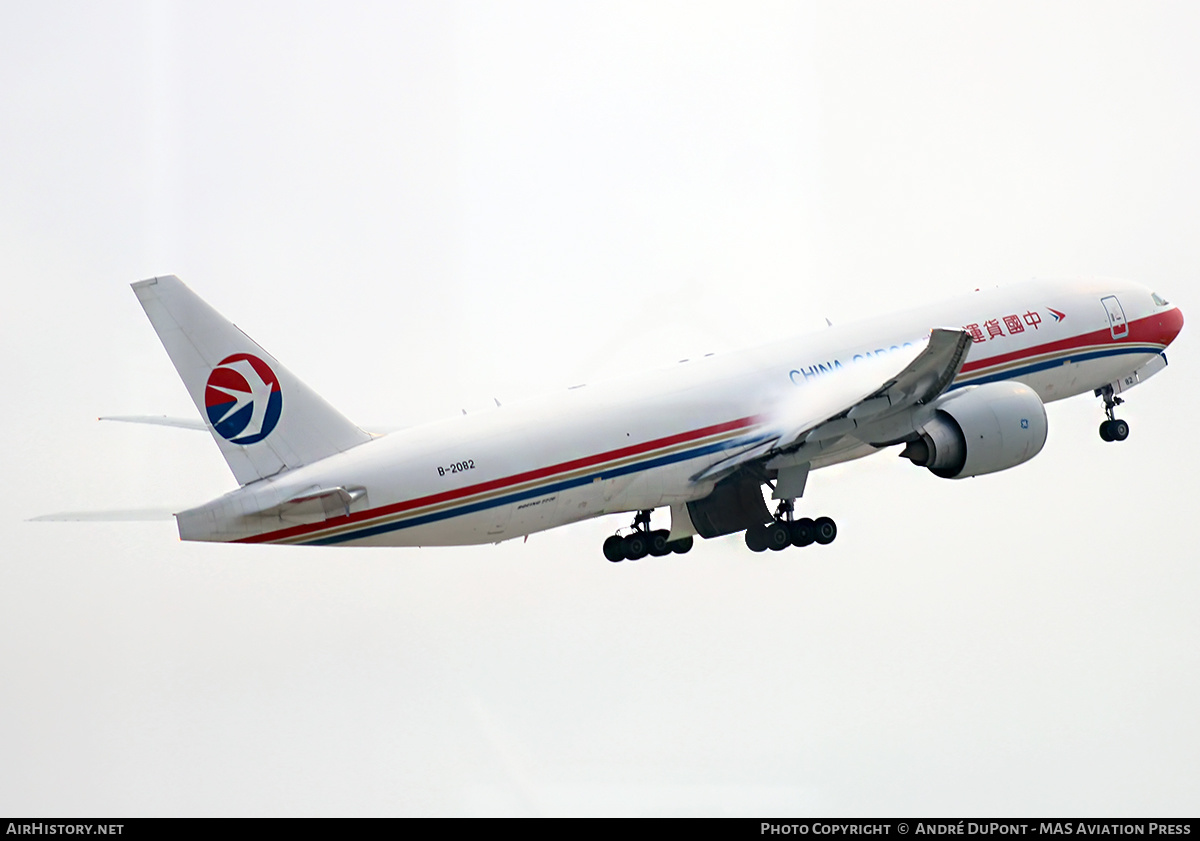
[235,414,760,544]
[959,311,1174,374]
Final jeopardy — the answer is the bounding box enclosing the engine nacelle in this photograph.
[901,382,1048,479]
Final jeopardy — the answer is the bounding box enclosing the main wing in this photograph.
[695,328,972,485]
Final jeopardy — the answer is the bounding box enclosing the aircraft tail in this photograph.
[132,275,372,485]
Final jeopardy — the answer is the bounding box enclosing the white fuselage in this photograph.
[176,277,1183,547]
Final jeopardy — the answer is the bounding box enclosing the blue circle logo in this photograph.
[204,353,283,444]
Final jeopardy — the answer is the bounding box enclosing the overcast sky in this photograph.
[3,1,1199,816]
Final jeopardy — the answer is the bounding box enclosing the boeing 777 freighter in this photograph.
[129,275,1183,559]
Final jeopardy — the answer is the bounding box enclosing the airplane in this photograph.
[128,275,1183,560]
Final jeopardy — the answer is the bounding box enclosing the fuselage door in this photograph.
[1101,295,1129,340]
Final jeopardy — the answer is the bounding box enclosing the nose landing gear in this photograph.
[603,509,694,562]
[1097,385,1130,442]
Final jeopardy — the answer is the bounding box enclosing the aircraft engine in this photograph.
[901,382,1048,479]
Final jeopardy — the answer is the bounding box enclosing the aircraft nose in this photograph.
[1156,305,1185,347]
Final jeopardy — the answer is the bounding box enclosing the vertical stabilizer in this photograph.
[132,275,372,485]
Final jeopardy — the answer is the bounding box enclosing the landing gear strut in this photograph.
[744,499,837,553]
[1096,385,1130,442]
[603,509,693,562]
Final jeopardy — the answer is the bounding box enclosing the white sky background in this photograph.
[2,0,1199,817]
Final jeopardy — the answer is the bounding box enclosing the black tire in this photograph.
[745,525,768,553]
[669,536,694,554]
[648,529,672,556]
[767,522,791,551]
[1099,420,1114,442]
[603,535,626,562]
[790,518,815,547]
[625,534,648,560]
[814,516,837,545]
[1111,419,1129,441]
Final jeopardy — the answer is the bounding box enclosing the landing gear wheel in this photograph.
[814,517,837,545]
[668,536,694,554]
[603,535,626,562]
[1099,419,1130,442]
[625,533,648,560]
[1097,386,1129,443]
[745,525,769,553]
[648,530,672,556]
[790,518,815,547]
[766,522,791,551]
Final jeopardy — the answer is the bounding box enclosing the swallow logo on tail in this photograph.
[204,354,282,444]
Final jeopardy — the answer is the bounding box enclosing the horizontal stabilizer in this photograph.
[100,415,207,431]
[28,508,178,522]
[236,484,371,526]
[255,485,367,515]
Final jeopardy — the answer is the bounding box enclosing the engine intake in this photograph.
[902,382,1048,479]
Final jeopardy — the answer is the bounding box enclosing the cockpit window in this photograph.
[1152,292,1170,306]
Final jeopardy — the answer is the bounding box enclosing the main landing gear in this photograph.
[744,499,836,553]
[1097,385,1130,442]
[603,509,694,562]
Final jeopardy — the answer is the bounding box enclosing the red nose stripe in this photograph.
[1153,307,1185,347]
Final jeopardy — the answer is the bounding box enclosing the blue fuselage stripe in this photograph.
[953,345,1159,389]
[302,434,769,546]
